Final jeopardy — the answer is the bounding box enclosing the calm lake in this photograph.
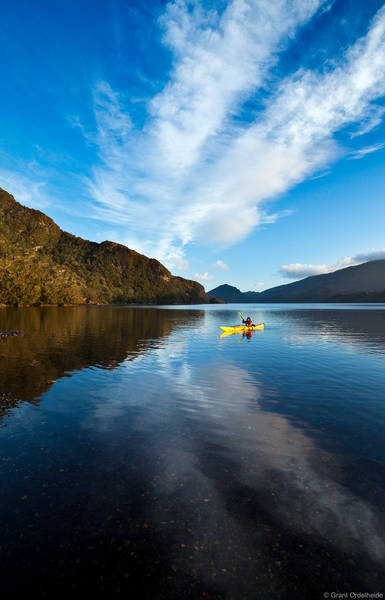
[0,304,384,598]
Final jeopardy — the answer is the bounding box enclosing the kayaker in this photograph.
[242,316,253,326]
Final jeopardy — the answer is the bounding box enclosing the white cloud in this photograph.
[86,0,326,260]
[152,0,324,174]
[280,263,334,278]
[348,142,385,159]
[214,259,229,270]
[350,105,385,137]
[259,209,294,224]
[353,248,385,262]
[86,2,385,265]
[0,168,49,210]
[280,248,385,279]
[194,271,214,281]
[167,255,189,271]
[254,281,264,290]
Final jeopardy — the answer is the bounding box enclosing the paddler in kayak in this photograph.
[220,314,264,335]
[242,316,253,327]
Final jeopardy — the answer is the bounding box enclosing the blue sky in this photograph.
[1,0,385,291]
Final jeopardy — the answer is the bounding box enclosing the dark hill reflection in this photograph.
[0,306,203,407]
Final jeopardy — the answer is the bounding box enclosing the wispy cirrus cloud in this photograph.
[0,166,49,210]
[349,142,385,159]
[86,1,385,269]
[280,249,385,279]
[150,0,325,174]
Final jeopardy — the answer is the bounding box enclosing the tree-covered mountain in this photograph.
[208,260,385,303]
[206,284,260,302]
[205,284,247,302]
[0,188,219,305]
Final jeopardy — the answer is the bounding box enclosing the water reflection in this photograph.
[83,354,385,595]
[0,306,384,596]
[0,306,204,406]
[278,308,385,353]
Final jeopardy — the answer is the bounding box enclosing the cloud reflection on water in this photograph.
[83,332,385,593]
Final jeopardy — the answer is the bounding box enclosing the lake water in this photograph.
[0,304,384,598]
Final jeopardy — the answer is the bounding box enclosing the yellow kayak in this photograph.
[220,323,264,333]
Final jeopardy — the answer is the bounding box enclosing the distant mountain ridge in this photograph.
[0,188,219,306]
[207,284,262,303]
[208,284,260,303]
[208,260,385,303]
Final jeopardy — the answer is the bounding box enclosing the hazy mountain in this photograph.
[206,284,254,303]
[208,261,385,303]
[0,188,219,306]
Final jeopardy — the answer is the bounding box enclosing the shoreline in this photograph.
[2,300,385,308]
